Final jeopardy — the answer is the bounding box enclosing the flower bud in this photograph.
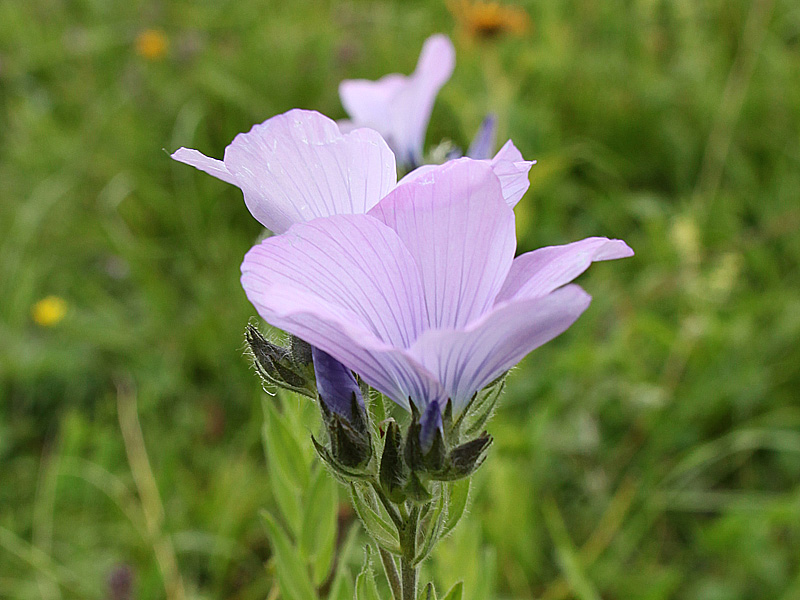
[379,420,408,503]
[404,401,446,474]
[245,324,316,398]
[313,348,373,469]
[441,432,493,480]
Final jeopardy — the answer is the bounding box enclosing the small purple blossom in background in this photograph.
[339,34,456,168]
[467,113,497,160]
[241,159,633,416]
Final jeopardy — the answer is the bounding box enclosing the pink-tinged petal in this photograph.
[489,140,535,207]
[171,147,238,185]
[339,75,406,133]
[397,139,533,207]
[409,285,592,411]
[224,109,397,233]
[496,237,634,303]
[339,35,455,165]
[369,159,516,330]
[241,214,447,410]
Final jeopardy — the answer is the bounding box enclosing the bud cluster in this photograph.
[245,324,501,499]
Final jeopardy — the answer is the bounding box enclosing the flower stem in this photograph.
[401,556,417,600]
[400,505,419,600]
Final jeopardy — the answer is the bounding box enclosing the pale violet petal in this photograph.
[171,147,237,185]
[224,109,397,233]
[489,140,535,207]
[241,214,447,410]
[369,158,516,330]
[339,75,406,135]
[397,139,533,207]
[496,237,634,303]
[409,285,592,411]
[339,35,455,166]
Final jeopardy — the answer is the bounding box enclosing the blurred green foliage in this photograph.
[2,0,799,598]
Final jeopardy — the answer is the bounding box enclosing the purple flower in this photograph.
[241,159,633,415]
[339,34,456,167]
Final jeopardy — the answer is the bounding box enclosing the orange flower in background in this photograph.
[448,0,531,40]
[32,296,68,327]
[135,29,168,61]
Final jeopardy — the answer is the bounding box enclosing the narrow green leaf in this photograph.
[414,485,447,564]
[418,582,437,600]
[442,480,470,538]
[262,397,310,489]
[350,485,401,554]
[262,422,302,532]
[542,498,601,600]
[327,523,359,600]
[355,546,381,600]
[441,581,463,600]
[261,511,318,600]
[301,466,339,585]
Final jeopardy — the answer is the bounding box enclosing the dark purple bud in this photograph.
[404,400,446,474]
[312,346,364,422]
[467,114,497,160]
[419,400,443,454]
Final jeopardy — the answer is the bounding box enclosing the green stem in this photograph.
[401,556,417,600]
[378,547,402,600]
[400,505,419,600]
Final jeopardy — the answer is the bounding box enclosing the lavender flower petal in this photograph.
[173,109,396,233]
[496,237,634,303]
[369,159,516,329]
[488,140,534,207]
[398,140,533,207]
[410,285,592,412]
[339,34,455,166]
[241,214,447,410]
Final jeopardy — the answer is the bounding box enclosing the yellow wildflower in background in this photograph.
[448,0,530,40]
[32,296,68,327]
[135,29,168,61]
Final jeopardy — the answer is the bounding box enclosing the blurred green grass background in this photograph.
[2,0,800,598]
